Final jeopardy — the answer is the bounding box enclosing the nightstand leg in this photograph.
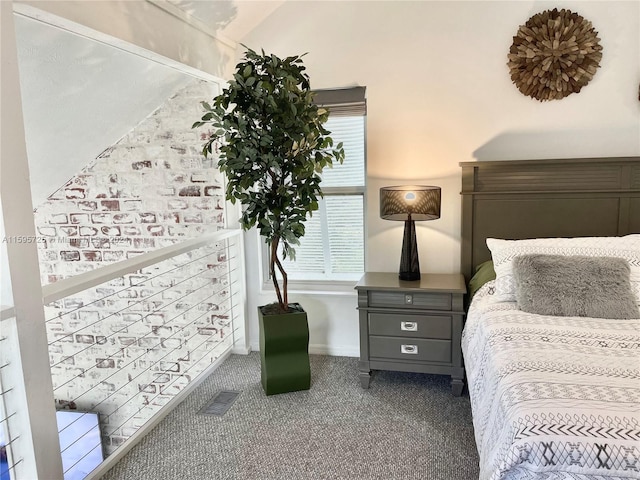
[451,375,464,397]
[359,371,371,389]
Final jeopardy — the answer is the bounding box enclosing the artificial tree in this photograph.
[194,48,344,394]
[194,48,344,313]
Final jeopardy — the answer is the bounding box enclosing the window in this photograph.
[267,87,366,285]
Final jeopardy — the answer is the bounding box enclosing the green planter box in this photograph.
[258,304,311,395]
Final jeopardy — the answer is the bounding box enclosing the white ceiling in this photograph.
[167,0,286,44]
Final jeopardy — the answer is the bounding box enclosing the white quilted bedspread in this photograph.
[462,282,640,480]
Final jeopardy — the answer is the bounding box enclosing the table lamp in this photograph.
[380,185,441,281]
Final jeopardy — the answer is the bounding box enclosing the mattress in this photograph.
[462,282,640,480]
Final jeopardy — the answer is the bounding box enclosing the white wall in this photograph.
[241,0,640,356]
[0,198,13,307]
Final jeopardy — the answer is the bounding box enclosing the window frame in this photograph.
[259,87,367,293]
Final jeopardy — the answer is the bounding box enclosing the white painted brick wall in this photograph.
[35,79,237,456]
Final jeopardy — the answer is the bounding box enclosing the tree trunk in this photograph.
[269,237,288,311]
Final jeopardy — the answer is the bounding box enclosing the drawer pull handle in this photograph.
[401,344,418,355]
[401,321,418,331]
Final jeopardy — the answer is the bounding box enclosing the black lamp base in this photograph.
[399,271,421,281]
[399,219,420,281]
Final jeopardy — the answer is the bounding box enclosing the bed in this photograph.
[459,157,640,480]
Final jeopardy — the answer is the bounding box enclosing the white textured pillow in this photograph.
[486,235,640,305]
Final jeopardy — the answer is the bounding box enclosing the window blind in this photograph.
[313,86,367,117]
[320,116,365,188]
[326,195,364,274]
[277,87,366,282]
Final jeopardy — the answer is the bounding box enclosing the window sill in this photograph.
[260,278,360,296]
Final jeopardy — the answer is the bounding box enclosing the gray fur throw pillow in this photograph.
[513,254,640,319]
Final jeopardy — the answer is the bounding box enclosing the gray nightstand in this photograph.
[355,272,467,396]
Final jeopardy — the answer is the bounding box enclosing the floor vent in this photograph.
[199,390,240,416]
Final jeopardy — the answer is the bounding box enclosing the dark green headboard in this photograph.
[459,157,640,282]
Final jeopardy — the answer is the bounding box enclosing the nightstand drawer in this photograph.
[368,291,451,310]
[369,336,451,363]
[368,313,451,339]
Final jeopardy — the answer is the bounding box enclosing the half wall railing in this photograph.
[0,229,247,479]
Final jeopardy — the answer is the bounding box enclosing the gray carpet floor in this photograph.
[101,352,480,480]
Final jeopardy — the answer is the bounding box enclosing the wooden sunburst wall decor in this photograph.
[507,8,603,101]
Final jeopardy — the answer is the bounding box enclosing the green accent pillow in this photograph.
[468,260,496,300]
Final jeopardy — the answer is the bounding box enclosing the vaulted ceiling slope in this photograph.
[16,1,286,208]
[15,13,192,207]
[166,0,286,44]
